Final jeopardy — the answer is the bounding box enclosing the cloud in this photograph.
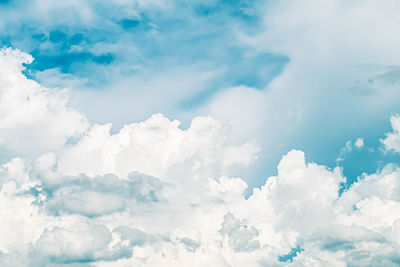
[1,2,400,263]
[0,48,88,157]
[355,138,364,149]
[382,115,400,152]
[3,129,400,266]
[55,113,258,179]
[3,0,400,194]
[0,0,287,130]
[336,138,365,163]
[31,223,131,265]
[219,212,260,252]
[201,0,400,190]
[40,173,165,217]
[46,189,126,217]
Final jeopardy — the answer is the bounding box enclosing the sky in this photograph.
[1,0,400,266]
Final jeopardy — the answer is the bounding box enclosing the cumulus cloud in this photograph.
[31,223,131,265]
[56,113,258,179]
[199,0,400,192]
[1,30,400,266]
[40,173,165,217]
[0,48,88,156]
[3,129,400,266]
[219,212,260,252]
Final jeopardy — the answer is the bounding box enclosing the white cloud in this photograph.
[1,40,400,266]
[2,138,400,265]
[382,115,400,152]
[0,48,89,157]
[0,181,49,253]
[31,223,131,264]
[56,113,258,180]
[355,138,364,149]
[47,189,126,217]
[337,138,365,162]
[219,212,260,252]
[200,0,400,185]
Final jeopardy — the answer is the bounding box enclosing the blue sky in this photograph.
[1,0,400,266]
[1,0,398,189]
[0,0,291,183]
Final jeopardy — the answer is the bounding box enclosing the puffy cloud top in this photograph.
[0,48,88,156]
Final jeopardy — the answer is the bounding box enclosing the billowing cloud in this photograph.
[31,223,131,265]
[1,1,400,264]
[55,113,258,179]
[0,48,88,156]
[2,148,400,266]
[2,103,400,266]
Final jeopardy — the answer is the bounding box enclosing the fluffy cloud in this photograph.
[219,212,260,252]
[2,41,400,266]
[32,222,134,265]
[3,138,400,266]
[201,0,400,192]
[382,115,400,152]
[0,48,88,156]
[55,113,258,180]
[41,173,165,217]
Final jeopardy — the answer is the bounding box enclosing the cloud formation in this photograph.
[0,48,88,156]
[3,0,400,194]
[1,48,400,266]
[382,115,400,153]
